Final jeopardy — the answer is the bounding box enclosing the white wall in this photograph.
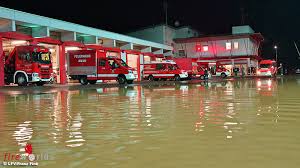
[175,27,199,39]
[127,25,164,44]
[164,25,176,46]
[174,38,259,58]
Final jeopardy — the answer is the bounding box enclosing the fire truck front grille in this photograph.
[41,69,50,79]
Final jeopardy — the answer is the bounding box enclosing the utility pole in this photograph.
[164,0,168,26]
[274,45,278,63]
[240,7,245,25]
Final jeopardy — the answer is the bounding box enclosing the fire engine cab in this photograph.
[257,60,277,77]
[143,61,188,81]
[67,50,137,85]
[4,45,53,86]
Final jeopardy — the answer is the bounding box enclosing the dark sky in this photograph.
[1,0,300,68]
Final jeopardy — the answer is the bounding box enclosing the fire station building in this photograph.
[0,6,173,86]
[128,25,264,76]
[174,26,264,75]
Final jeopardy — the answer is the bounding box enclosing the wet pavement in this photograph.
[0,76,300,168]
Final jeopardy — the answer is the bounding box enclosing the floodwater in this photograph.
[0,77,300,168]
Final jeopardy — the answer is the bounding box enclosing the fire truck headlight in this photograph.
[128,70,133,74]
[32,73,39,77]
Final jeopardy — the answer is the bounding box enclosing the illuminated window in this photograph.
[226,42,232,50]
[203,45,208,52]
[195,44,201,52]
[179,50,186,57]
[234,42,239,49]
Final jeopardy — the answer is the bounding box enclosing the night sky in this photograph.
[1,0,300,69]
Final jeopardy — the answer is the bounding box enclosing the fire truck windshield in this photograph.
[260,64,271,68]
[118,59,128,67]
[32,52,51,64]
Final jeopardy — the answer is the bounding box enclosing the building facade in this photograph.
[0,6,173,86]
[127,24,199,47]
[174,26,264,75]
[128,25,264,76]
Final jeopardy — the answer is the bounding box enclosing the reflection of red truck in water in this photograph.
[143,61,188,81]
[4,45,53,86]
[257,60,277,77]
[173,58,206,80]
[67,50,137,85]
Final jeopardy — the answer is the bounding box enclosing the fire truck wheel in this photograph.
[221,73,227,78]
[174,75,181,81]
[148,75,154,81]
[79,77,88,85]
[127,80,134,84]
[89,80,97,85]
[117,75,126,85]
[36,82,45,86]
[16,73,28,86]
[200,75,205,80]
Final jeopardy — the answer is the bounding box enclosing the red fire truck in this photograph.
[4,45,53,86]
[143,61,188,81]
[257,60,277,77]
[67,50,137,85]
[173,58,206,80]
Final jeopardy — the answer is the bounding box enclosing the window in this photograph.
[178,50,186,57]
[98,59,106,66]
[195,44,201,52]
[156,64,165,70]
[203,45,209,52]
[226,42,232,50]
[108,60,119,69]
[234,42,239,49]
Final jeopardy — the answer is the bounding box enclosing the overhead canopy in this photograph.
[0,31,32,40]
[31,37,62,45]
[86,44,121,52]
[63,41,86,48]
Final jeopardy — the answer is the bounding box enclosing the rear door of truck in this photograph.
[67,50,97,76]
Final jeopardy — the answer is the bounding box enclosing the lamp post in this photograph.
[274,45,278,62]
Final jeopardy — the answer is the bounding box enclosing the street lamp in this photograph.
[274,45,278,62]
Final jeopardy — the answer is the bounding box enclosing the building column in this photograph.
[139,54,144,81]
[137,55,141,81]
[59,44,67,84]
[0,37,4,86]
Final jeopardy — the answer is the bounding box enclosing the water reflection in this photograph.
[0,77,300,167]
[13,121,33,152]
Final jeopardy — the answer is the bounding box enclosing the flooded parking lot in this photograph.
[0,77,300,168]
